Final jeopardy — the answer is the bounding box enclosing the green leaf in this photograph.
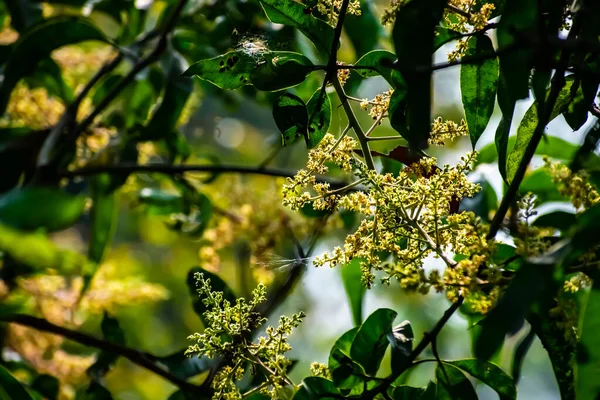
[350,308,397,375]
[0,16,107,113]
[187,267,236,325]
[475,262,553,360]
[447,359,516,400]
[391,385,425,400]
[5,1,43,32]
[293,377,340,400]
[341,259,365,326]
[0,186,86,232]
[306,89,331,149]
[0,223,92,276]
[563,77,599,131]
[476,135,579,165]
[87,313,125,380]
[506,78,574,182]
[533,211,576,232]
[24,58,73,104]
[75,382,113,400]
[353,50,405,89]
[343,0,381,57]
[460,34,498,147]
[250,52,314,92]
[387,320,414,376]
[436,363,478,400]
[273,93,308,146]
[143,52,193,139]
[183,51,255,90]
[138,188,184,215]
[458,179,497,223]
[0,364,34,400]
[392,0,446,149]
[124,80,155,128]
[92,75,122,107]
[258,0,334,60]
[511,328,535,384]
[433,27,463,52]
[520,168,567,204]
[158,351,219,380]
[88,174,118,265]
[577,280,600,399]
[31,375,59,400]
[496,0,537,102]
[328,327,359,379]
[495,73,516,181]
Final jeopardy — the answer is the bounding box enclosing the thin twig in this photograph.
[0,314,203,393]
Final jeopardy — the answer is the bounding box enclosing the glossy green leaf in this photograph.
[577,280,600,399]
[293,377,340,400]
[563,77,599,131]
[387,320,414,376]
[0,187,86,231]
[306,89,331,148]
[341,258,365,326]
[350,308,397,375]
[31,374,59,400]
[259,0,334,59]
[475,262,553,360]
[328,327,365,391]
[436,363,478,400]
[506,78,574,182]
[447,359,516,400]
[0,16,107,113]
[273,93,308,146]
[87,313,125,380]
[496,0,537,102]
[495,73,516,181]
[392,0,446,149]
[460,34,498,147]
[144,52,193,139]
[187,267,236,325]
[183,51,255,90]
[251,51,314,92]
[0,364,34,400]
[477,135,579,165]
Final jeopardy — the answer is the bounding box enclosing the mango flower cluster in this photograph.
[282,134,496,301]
[186,273,304,400]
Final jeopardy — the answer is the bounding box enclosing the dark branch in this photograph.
[0,314,203,393]
[60,163,354,189]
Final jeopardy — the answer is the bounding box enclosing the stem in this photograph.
[0,314,202,393]
[332,78,375,170]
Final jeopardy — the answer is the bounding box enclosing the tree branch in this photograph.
[0,314,204,393]
[60,163,353,189]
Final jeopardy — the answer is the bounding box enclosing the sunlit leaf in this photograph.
[460,34,498,147]
[476,135,579,165]
[0,16,107,113]
[506,78,574,182]
[0,186,86,232]
[341,259,365,327]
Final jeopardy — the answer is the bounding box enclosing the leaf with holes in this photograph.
[306,89,331,148]
[183,51,255,90]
